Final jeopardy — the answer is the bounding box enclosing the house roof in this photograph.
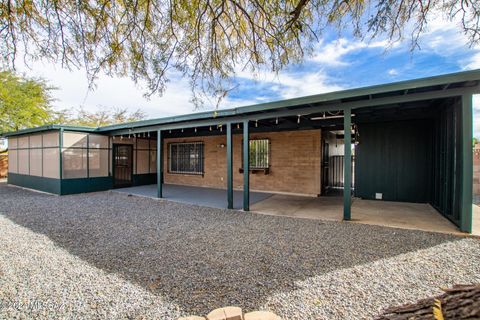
[3,69,480,137]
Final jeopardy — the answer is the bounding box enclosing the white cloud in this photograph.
[311,38,389,66]
[271,71,343,99]
[388,69,398,76]
[232,66,342,102]
[16,61,211,118]
[406,11,480,70]
[464,53,480,70]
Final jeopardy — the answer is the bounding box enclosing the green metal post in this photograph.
[59,128,63,179]
[343,108,352,220]
[460,94,473,233]
[243,121,250,211]
[59,128,63,195]
[157,130,163,198]
[227,123,233,209]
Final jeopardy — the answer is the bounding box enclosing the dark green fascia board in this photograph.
[2,124,99,138]
[98,69,480,133]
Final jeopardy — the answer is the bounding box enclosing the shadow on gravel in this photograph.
[0,184,460,315]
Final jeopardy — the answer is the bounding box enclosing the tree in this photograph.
[61,107,146,127]
[1,1,478,107]
[0,71,58,134]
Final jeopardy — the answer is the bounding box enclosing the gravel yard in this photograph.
[0,183,479,319]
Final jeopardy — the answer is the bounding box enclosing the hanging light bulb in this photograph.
[237,123,240,129]
[147,131,150,138]
[181,128,184,133]
[220,125,223,132]
[195,127,197,133]
[209,126,212,131]
[169,130,172,134]
[255,120,258,128]
[275,118,278,125]
[120,135,123,140]
[297,115,301,124]
[323,112,326,118]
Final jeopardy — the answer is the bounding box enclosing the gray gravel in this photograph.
[0,183,479,319]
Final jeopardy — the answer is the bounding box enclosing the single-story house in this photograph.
[2,70,478,233]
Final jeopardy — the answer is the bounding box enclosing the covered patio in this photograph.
[251,194,464,234]
[114,183,464,234]
[4,70,478,234]
[114,183,272,209]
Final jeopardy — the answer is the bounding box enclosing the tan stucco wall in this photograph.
[163,129,321,196]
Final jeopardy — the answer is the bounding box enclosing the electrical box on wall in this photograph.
[375,193,383,200]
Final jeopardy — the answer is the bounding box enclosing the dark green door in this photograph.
[113,144,133,188]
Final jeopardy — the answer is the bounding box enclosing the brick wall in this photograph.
[163,129,322,196]
[474,144,480,196]
[0,154,7,178]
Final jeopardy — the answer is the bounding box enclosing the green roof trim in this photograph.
[2,124,98,137]
[2,69,480,137]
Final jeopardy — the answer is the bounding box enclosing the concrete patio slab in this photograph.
[113,184,272,210]
[251,194,464,235]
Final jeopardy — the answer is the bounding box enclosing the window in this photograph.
[249,139,270,169]
[8,131,60,178]
[169,142,204,174]
[61,133,110,179]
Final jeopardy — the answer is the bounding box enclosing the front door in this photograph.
[113,144,133,188]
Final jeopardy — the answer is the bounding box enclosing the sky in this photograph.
[14,13,480,137]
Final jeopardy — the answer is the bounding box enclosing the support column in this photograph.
[157,130,163,198]
[59,128,64,195]
[460,94,473,233]
[343,108,352,220]
[227,123,233,209]
[243,121,250,211]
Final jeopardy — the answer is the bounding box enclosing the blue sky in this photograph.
[16,14,480,136]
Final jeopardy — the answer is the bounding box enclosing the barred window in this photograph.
[249,139,270,169]
[169,142,204,174]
